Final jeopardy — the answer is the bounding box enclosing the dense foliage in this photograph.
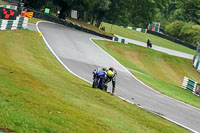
[160,0,200,46]
[24,0,169,28]
[165,21,200,46]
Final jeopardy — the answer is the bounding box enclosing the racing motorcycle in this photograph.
[92,68,107,91]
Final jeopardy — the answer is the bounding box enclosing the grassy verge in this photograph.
[0,0,9,5]
[66,18,113,37]
[0,30,189,132]
[28,17,46,24]
[93,40,200,108]
[101,22,195,55]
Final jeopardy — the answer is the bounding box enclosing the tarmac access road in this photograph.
[115,35,194,60]
[27,23,38,31]
[37,22,200,132]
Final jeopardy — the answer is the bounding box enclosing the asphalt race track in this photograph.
[38,22,200,132]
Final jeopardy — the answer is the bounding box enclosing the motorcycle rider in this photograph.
[147,38,152,48]
[93,67,117,94]
[104,67,117,94]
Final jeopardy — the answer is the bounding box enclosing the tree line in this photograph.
[158,0,200,46]
[24,0,200,28]
[23,0,170,28]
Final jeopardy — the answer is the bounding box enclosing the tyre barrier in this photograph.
[113,36,128,44]
[182,77,200,96]
[127,26,147,33]
[0,17,28,30]
[193,56,200,72]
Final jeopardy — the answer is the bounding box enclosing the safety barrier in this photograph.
[113,36,128,44]
[0,17,28,30]
[182,77,200,96]
[193,56,200,72]
[127,26,147,33]
[147,30,196,50]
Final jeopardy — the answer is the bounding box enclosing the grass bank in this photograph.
[0,0,9,5]
[66,18,113,37]
[0,30,189,132]
[28,17,46,24]
[93,40,200,108]
[101,22,195,55]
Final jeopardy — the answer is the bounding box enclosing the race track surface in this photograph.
[38,22,200,132]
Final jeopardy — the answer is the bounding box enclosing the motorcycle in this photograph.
[92,69,107,91]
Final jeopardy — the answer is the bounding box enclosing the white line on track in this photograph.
[36,21,92,84]
[36,21,199,133]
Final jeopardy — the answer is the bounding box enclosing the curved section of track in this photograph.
[38,22,200,132]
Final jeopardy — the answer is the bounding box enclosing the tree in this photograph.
[24,0,46,9]
[91,0,111,27]
[176,0,200,23]
[71,0,97,21]
[128,0,169,28]
[104,0,132,26]
[52,0,73,19]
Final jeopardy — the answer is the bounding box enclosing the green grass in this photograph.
[0,0,9,5]
[66,18,113,37]
[28,17,46,24]
[0,30,189,132]
[101,22,195,55]
[93,40,200,108]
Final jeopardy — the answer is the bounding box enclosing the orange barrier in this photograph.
[21,11,33,19]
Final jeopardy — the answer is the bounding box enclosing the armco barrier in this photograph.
[193,56,200,71]
[113,36,128,44]
[147,30,196,50]
[182,77,200,96]
[0,17,28,30]
[127,26,147,33]
[26,8,113,40]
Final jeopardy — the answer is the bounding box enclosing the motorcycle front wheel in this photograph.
[92,77,99,88]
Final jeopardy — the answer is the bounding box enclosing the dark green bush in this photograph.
[179,22,198,45]
[165,21,185,37]
[165,21,200,46]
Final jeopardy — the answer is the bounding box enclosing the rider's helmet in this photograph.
[109,67,114,71]
[107,70,114,77]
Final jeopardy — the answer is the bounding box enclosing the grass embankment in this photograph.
[0,30,189,132]
[93,40,200,108]
[28,17,46,24]
[101,22,195,55]
[66,18,113,37]
[0,0,9,5]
